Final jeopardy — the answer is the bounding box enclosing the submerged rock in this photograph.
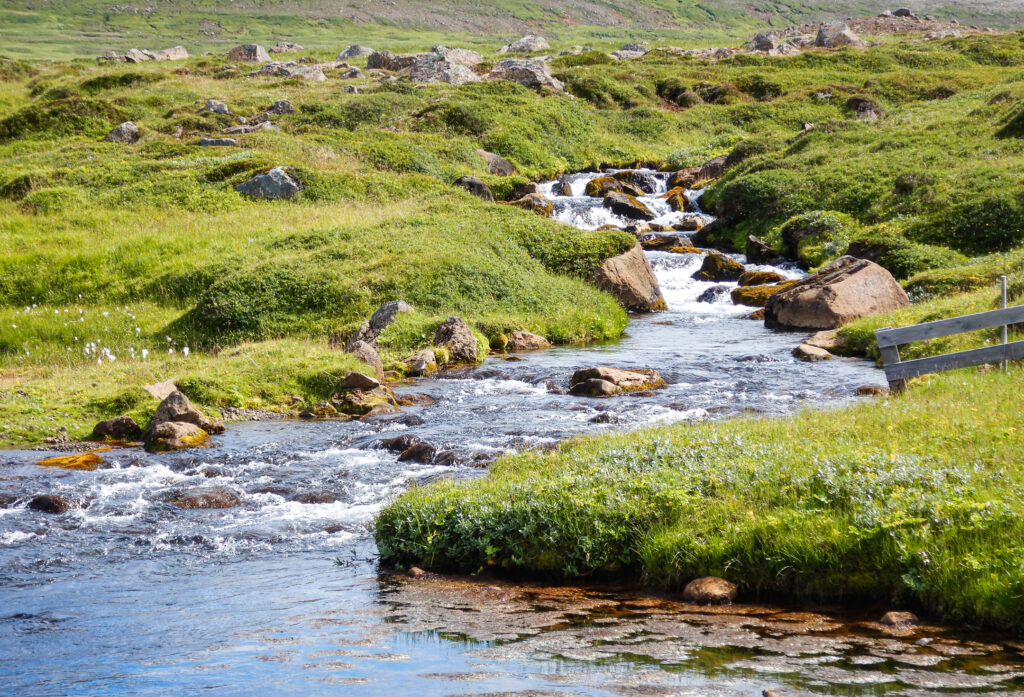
[569,367,666,396]
[591,243,666,313]
[697,284,731,303]
[397,442,437,464]
[793,343,833,362]
[28,494,78,514]
[880,611,919,629]
[434,316,478,363]
[765,256,909,330]
[683,576,737,605]
[168,486,240,509]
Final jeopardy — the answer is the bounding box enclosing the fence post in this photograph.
[877,327,907,393]
[1002,275,1008,372]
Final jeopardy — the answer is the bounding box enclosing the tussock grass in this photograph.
[376,366,1024,632]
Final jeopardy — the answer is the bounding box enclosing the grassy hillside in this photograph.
[3,0,1024,59]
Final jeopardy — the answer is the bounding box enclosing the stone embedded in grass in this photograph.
[104,121,139,144]
[683,576,737,605]
[91,415,142,442]
[270,41,303,53]
[266,99,293,115]
[498,35,550,54]
[199,137,238,147]
[157,46,188,60]
[337,45,375,59]
[765,256,909,330]
[475,149,516,176]
[202,99,230,115]
[591,242,666,313]
[454,176,494,202]
[815,22,866,49]
[226,44,271,62]
[604,192,655,221]
[250,62,327,82]
[408,55,481,85]
[349,300,414,349]
[434,316,478,364]
[510,192,553,217]
[234,167,301,200]
[489,59,564,91]
[569,367,666,396]
[431,45,483,67]
[506,330,551,352]
[693,252,745,282]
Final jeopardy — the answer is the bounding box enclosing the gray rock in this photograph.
[105,121,139,144]
[349,300,415,348]
[499,35,550,54]
[749,31,780,51]
[199,137,238,147]
[815,22,866,49]
[267,99,293,114]
[270,41,303,53]
[123,48,152,63]
[610,49,646,60]
[156,45,188,60]
[145,390,225,436]
[454,176,494,201]
[697,285,731,304]
[339,67,364,79]
[143,421,209,453]
[431,44,483,66]
[337,44,375,59]
[348,340,385,381]
[203,99,230,115]
[367,50,397,70]
[234,167,302,200]
[408,56,481,86]
[227,44,271,62]
[434,316,478,363]
[476,149,516,176]
[250,61,326,81]
[489,59,564,91]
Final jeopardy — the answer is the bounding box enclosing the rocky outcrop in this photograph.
[91,416,142,442]
[604,192,654,220]
[489,59,564,91]
[102,46,188,62]
[234,167,302,200]
[454,176,494,201]
[338,45,375,59]
[591,243,666,313]
[408,55,481,85]
[498,35,550,53]
[349,300,414,348]
[569,367,666,396]
[105,121,139,144]
[434,316,478,363]
[765,256,909,330]
[510,192,553,216]
[476,149,516,176]
[227,44,271,62]
[506,330,551,352]
[683,577,737,605]
[815,22,866,49]
[692,252,745,282]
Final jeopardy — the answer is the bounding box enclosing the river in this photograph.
[3,171,1022,696]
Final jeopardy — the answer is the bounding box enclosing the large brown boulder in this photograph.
[683,577,737,605]
[591,243,667,313]
[765,256,909,330]
[434,316,479,363]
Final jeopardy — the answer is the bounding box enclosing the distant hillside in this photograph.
[2,0,1024,58]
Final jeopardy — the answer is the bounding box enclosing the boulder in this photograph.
[683,576,737,605]
[489,59,564,91]
[267,99,294,114]
[339,67,363,79]
[432,45,483,66]
[379,434,422,453]
[738,270,786,286]
[880,611,919,629]
[397,442,437,464]
[554,178,573,197]
[569,378,622,396]
[434,316,478,363]
[143,390,224,442]
[793,343,833,362]
[476,149,516,176]
[749,32,780,52]
[234,167,302,200]
[199,137,238,147]
[408,56,480,85]
[692,252,745,282]
[332,385,400,416]
[270,41,303,53]
[124,48,152,63]
[512,181,543,199]
[664,188,693,213]
[168,486,240,509]
[143,421,209,452]
[250,62,326,81]
[227,44,271,62]
[510,192,553,216]
[730,281,795,308]
[591,243,667,313]
[91,415,142,442]
[105,121,139,144]
[764,256,910,330]
[348,339,385,381]
[746,235,778,264]
[156,45,188,60]
[338,44,375,59]
[203,99,230,115]
[611,49,646,60]
[640,234,692,251]
[349,300,414,348]
[454,176,494,201]
[893,8,915,17]
[805,330,840,351]
[697,155,728,182]
[28,494,78,514]
[506,330,551,352]
[585,176,625,197]
[402,349,438,376]
[570,367,666,394]
[499,35,550,54]
[367,50,397,70]
[815,22,866,49]
[604,192,655,221]
[697,285,731,303]
[339,371,380,391]
[668,168,699,190]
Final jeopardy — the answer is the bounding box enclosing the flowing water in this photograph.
[3,171,1023,696]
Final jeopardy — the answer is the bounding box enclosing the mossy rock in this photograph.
[775,211,859,267]
[738,270,786,286]
[731,280,797,308]
[585,176,624,197]
[693,252,745,282]
[664,187,694,213]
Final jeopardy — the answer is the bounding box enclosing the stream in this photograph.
[3,171,1023,696]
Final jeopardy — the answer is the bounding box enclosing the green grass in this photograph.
[376,365,1024,633]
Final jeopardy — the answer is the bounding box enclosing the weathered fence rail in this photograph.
[875,278,1022,392]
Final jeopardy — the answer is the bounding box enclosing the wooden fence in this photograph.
[875,276,1023,392]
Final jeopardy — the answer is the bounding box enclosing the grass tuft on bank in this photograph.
[376,366,1024,632]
